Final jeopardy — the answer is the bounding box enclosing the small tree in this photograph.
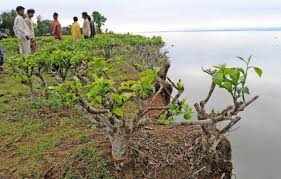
[62,25,71,35]
[169,56,263,151]
[51,58,191,160]
[92,11,107,34]
[0,9,17,36]
[35,16,52,36]
[8,53,50,102]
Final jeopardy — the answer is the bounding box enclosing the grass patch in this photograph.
[62,145,112,179]
[0,120,44,153]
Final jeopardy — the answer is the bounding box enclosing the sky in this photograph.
[2,0,281,32]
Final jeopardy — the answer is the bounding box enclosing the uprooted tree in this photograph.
[51,55,262,160]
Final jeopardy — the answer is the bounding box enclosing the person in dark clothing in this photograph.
[87,15,96,37]
[0,32,8,72]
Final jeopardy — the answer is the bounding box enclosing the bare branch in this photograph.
[171,90,183,104]
[167,77,179,90]
[219,116,241,135]
[200,82,216,108]
[170,119,214,126]
[151,86,164,102]
[202,67,216,75]
[141,106,169,116]
[237,95,259,112]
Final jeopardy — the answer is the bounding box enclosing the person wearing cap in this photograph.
[25,9,36,53]
[13,6,31,55]
[51,12,62,43]
[71,16,81,42]
[82,12,91,39]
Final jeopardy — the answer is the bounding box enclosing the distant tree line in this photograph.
[0,9,17,36]
[0,9,107,36]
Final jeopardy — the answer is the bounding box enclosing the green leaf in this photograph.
[213,72,224,85]
[95,96,102,103]
[183,112,192,120]
[135,63,145,69]
[223,81,233,92]
[113,108,124,117]
[48,86,56,90]
[254,67,263,77]
[159,113,167,124]
[121,92,134,102]
[118,86,132,91]
[112,93,123,105]
[237,68,245,75]
[237,56,247,64]
[168,103,180,115]
[213,66,222,69]
[225,68,240,85]
[177,82,184,91]
[241,86,250,95]
[168,116,174,122]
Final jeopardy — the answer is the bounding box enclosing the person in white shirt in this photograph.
[13,6,31,55]
[25,9,36,53]
[82,12,91,39]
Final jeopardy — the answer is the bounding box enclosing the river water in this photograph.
[142,31,281,179]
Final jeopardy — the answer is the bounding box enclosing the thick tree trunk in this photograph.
[155,60,172,104]
[108,128,128,161]
[158,60,170,80]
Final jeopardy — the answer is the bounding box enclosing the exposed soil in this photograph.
[108,125,232,179]
[146,93,168,118]
[41,125,231,179]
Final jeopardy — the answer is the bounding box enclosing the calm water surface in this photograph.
[142,31,281,179]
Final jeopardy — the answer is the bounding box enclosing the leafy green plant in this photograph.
[49,57,189,161]
[213,56,262,103]
[8,55,38,102]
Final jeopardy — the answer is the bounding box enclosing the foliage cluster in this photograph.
[1,33,262,161]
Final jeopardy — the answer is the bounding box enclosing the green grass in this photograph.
[0,34,161,178]
[0,72,111,177]
[63,145,113,179]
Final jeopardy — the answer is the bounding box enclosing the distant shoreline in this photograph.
[137,28,281,33]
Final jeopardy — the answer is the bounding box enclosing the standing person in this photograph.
[13,6,31,55]
[87,15,96,38]
[71,16,81,42]
[51,12,62,43]
[0,32,8,72]
[25,9,36,53]
[82,12,91,39]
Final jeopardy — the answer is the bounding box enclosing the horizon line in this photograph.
[132,27,281,33]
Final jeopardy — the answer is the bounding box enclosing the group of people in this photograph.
[71,12,96,42]
[13,6,36,55]
[0,6,96,72]
[13,6,96,54]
